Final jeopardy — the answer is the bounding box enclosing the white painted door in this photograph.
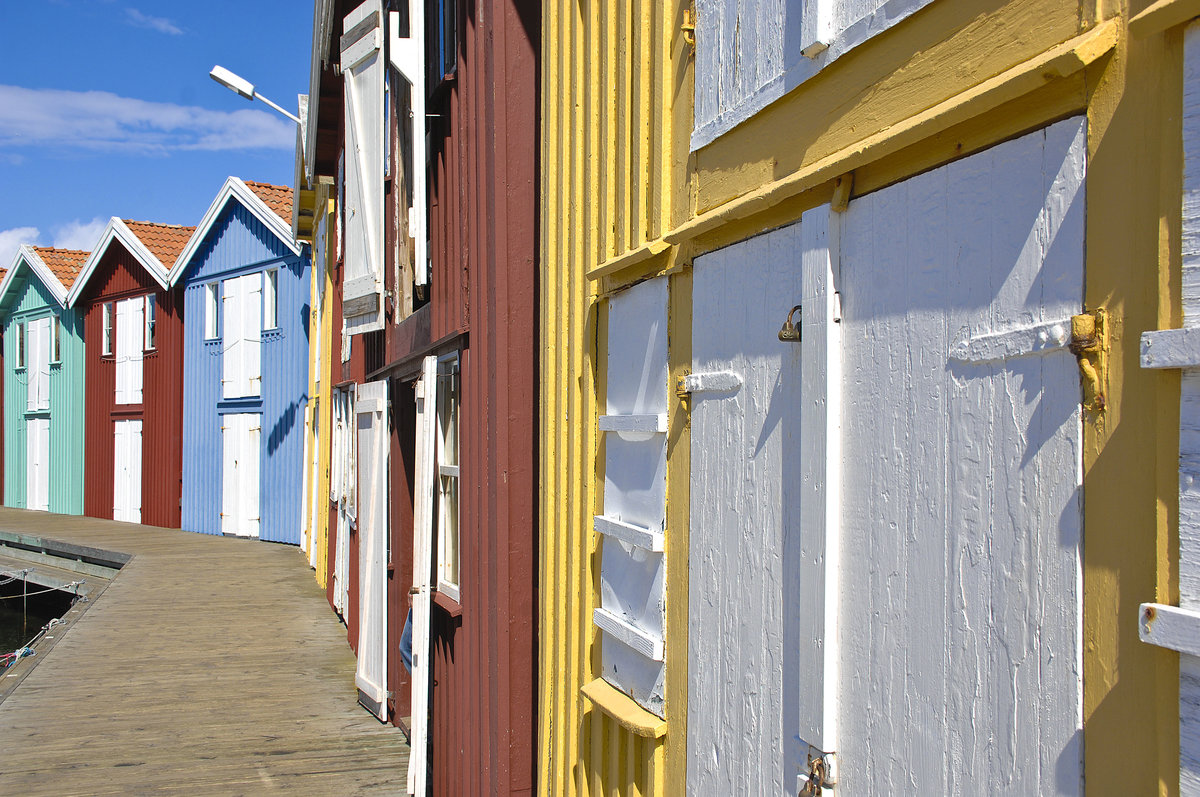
[355,380,389,720]
[687,118,1087,795]
[832,119,1085,793]
[25,417,49,511]
[113,419,142,523]
[115,297,143,405]
[221,413,261,538]
[687,224,804,795]
[408,356,437,796]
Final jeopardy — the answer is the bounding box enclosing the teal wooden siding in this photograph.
[1,266,85,514]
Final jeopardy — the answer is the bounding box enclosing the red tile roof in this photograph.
[243,180,293,224]
[31,247,89,290]
[122,220,196,269]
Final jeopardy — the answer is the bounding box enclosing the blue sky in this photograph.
[0,1,313,266]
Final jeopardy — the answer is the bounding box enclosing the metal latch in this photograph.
[1069,308,1108,412]
[779,305,802,342]
[797,745,836,796]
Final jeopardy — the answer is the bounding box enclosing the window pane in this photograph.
[265,269,278,329]
[16,322,24,368]
[440,475,459,586]
[144,295,156,350]
[437,358,459,467]
[52,317,61,362]
[205,283,218,339]
[102,302,113,355]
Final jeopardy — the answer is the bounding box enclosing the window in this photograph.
[102,302,113,355]
[205,282,219,339]
[15,322,25,369]
[143,295,156,350]
[51,316,61,363]
[431,0,458,85]
[435,354,460,600]
[264,268,279,329]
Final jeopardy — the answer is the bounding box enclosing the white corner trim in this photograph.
[1139,602,1200,657]
[1141,327,1200,369]
[593,514,665,552]
[169,177,302,287]
[592,607,665,661]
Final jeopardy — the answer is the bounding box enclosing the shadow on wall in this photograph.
[268,398,304,455]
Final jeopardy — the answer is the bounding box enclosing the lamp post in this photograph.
[209,65,301,125]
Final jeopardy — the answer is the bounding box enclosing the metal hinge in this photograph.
[1069,308,1108,413]
[680,7,695,47]
[797,743,836,796]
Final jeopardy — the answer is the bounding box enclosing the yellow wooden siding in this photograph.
[539,1,688,794]
[542,0,1181,793]
[307,194,334,589]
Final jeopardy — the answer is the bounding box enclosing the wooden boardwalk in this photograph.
[0,508,409,795]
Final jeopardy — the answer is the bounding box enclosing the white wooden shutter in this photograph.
[408,355,437,797]
[222,278,243,399]
[355,380,389,720]
[128,298,143,404]
[26,318,48,412]
[388,0,428,287]
[113,421,127,521]
[115,300,130,404]
[245,273,263,397]
[595,279,669,716]
[341,0,386,334]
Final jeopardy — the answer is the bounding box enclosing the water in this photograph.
[0,584,74,652]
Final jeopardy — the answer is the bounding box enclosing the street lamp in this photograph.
[209,65,301,125]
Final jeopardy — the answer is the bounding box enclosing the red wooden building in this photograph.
[302,1,538,793]
[69,218,192,528]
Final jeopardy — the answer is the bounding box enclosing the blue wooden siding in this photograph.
[180,201,310,543]
[1,266,85,514]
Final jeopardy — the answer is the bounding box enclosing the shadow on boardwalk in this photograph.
[0,508,409,795]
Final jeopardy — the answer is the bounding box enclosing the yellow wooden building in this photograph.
[539,0,1192,793]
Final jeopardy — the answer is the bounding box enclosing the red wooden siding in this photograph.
[393,1,539,793]
[81,242,184,528]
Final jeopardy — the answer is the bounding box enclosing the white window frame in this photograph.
[15,321,25,370]
[205,282,220,340]
[102,302,113,356]
[50,316,61,364]
[264,268,279,330]
[435,352,460,602]
[143,295,156,351]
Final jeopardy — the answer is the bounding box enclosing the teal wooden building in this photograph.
[0,246,87,513]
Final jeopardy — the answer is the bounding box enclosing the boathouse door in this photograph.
[408,356,437,796]
[355,379,389,720]
[687,118,1086,795]
[112,419,141,523]
[25,417,49,512]
[221,413,261,537]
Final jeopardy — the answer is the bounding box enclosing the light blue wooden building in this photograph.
[171,177,310,543]
[0,246,88,513]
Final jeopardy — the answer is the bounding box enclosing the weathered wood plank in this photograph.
[0,507,409,795]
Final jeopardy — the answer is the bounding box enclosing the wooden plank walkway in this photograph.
[0,508,409,795]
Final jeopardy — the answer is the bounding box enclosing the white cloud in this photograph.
[0,227,41,269]
[52,218,107,251]
[125,8,182,35]
[0,85,295,153]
